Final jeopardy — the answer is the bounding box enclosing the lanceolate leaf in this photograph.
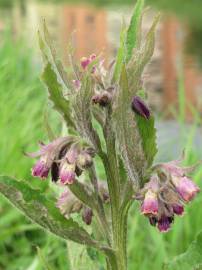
[113,65,147,186]
[127,13,160,90]
[41,63,75,130]
[164,231,202,270]
[72,76,101,152]
[39,21,70,93]
[126,0,144,62]
[113,24,127,82]
[0,176,98,248]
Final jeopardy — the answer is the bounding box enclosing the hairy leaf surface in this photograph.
[41,63,75,129]
[0,176,98,247]
[164,231,202,270]
[126,0,144,62]
[72,76,101,151]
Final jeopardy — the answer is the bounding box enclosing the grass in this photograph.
[0,32,202,270]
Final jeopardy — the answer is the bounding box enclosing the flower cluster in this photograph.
[56,189,93,225]
[56,182,109,225]
[28,137,95,185]
[72,53,113,107]
[136,160,200,232]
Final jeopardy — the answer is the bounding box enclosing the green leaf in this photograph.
[127,13,160,91]
[113,65,147,186]
[37,246,55,270]
[39,21,70,93]
[72,76,101,151]
[41,63,75,130]
[126,0,144,62]
[43,109,56,141]
[0,176,98,248]
[164,231,202,270]
[113,24,127,82]
[135,113,157,168]
[69,180,97,210]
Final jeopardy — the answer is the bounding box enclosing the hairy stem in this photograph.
[88,165,112,245]
[101,107,127,270]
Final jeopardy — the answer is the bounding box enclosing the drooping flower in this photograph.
[56,190,83,218]
[141,190,158,216]
[157,215,174,232]
[172,204,184,216]
[135,158,200,233]
[59,162,76,185]
[141,176,159,216]
[32,159,49,179]
[172,176,200,202]
[131,96,151,119]
[27,137,74,180]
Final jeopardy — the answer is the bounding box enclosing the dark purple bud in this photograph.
[157,215,173,232]
[132,96,151,119]
[173,204,184,216]
[32,159,49,179]
[82,207,93,225]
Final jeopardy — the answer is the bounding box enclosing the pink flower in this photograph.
[56,190,82,218]
[80,54,97,73]
[32,159,49,179]
[59,162,76,185]
[172,176,200,202]
[81,57,91,70]
[141,190,158,216]
[162,161,185,177]
[27,137,74,180]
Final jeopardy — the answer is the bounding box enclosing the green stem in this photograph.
[101,107,127,270]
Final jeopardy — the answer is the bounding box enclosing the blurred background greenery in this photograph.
[0,0,202,269]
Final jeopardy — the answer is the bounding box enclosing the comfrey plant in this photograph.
[0,1,200,269]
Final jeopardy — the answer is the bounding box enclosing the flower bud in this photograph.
[56,190,82,218]
[81,57,91,70]
[141,190,158,216]
[77,153,93,169]
[82,207,93,225]
[59,162,76,185]
[172,204,184,216]
[92,91,112,107]
[32,159,49,179]
[131,96,150,119]
[98,183,110,203]
[172,176,200,202]
[157,215,174,232]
